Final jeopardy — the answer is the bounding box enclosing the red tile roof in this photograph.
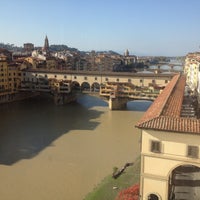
[136,74,200,134]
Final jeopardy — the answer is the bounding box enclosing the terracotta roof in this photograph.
[136,74,200,134]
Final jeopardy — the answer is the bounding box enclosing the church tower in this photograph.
[125,49,129,57]
[43,35,49,53]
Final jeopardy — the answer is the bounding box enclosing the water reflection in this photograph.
[0,95,104,165]
[0,95,152,166]
[127,100,152,111]
[76,94,108,108]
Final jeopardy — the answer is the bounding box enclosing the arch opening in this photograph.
[81,82,90,91]
[72,81,80,91]
[168,164,200,199]
[91,82,100,92]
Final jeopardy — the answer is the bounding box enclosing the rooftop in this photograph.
[136,74,200,134]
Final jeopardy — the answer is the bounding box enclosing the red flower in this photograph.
[115,184,139,200]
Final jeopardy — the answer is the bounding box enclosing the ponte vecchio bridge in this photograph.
[20,69,176,110]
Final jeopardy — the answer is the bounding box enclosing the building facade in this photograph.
[136,74,200,200]
[24,43,34,52]
[184,52,200,93]
[0,53,21,103]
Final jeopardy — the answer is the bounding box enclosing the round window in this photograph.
[147,194,159,200]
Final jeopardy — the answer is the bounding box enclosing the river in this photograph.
[0,94,151,200]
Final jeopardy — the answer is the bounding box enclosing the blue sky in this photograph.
[1,0,200,56]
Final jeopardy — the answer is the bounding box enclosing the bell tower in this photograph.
[43,35,49,52]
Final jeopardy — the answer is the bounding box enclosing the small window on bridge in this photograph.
[105,78,108,81]
[116,78,119,82]
[74,76,77,79]
[165,80,168,83]
[84,77,87,80]
[64,75,67,79]
[152,80,155,84]
[45,74,48,78]
[54,75,57,78]
[128,79,131,83]
[35,74,37,77]
[95,77,97,80]
[140,79,143,83]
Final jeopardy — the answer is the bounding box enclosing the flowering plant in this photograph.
[115,183,139,200]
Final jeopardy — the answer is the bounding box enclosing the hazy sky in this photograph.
[1,0,200,56]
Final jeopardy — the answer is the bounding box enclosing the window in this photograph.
[45,74,48,78]
[165,80,168,83]
[151,140,161,153]
[95,77,97,80]
[74,76,77,79]
[140,79,143,83]
[64,75,67,79]
[187,145,199,158]
[84,76,87,80]
[105,78,108,81]
[54,75,57,78]
[152,79,155,84]
[147,194,159,200]
[128,79,131,83]
[116,78,119,82]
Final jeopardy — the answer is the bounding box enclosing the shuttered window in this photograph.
[187,145,199,158]
[151,141,161,153]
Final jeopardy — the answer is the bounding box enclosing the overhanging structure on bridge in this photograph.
[19,69,177,109]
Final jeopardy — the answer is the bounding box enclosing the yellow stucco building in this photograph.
[136,74,200,200]
[0,52,21,103]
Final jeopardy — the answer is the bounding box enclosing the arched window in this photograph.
[147,194,159,200]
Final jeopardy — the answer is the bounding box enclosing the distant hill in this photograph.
[0,43,79,53]
[0,43,23,51]
[49,44,78,52]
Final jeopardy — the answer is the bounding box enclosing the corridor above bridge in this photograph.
[20,69,177,109]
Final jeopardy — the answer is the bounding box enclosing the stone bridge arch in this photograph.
[91,82,100,92]
[72,81,80,91]
[81,82,90,91]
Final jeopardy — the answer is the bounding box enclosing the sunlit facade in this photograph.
[136,74,200,200]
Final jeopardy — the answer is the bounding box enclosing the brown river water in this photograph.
[0,94,151,200]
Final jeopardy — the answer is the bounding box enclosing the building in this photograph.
[136,74,200,200]
[184,52,200,93]
[24,43,34,52]
[184,52,200,115]
[123,49,137,65]
[43,35,50,54]
[0,51,21,103]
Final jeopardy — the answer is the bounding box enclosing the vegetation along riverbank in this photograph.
[83,157,140,200]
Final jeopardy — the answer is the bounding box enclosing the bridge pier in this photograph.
[109,97,128,110]
[54,93,76,105]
